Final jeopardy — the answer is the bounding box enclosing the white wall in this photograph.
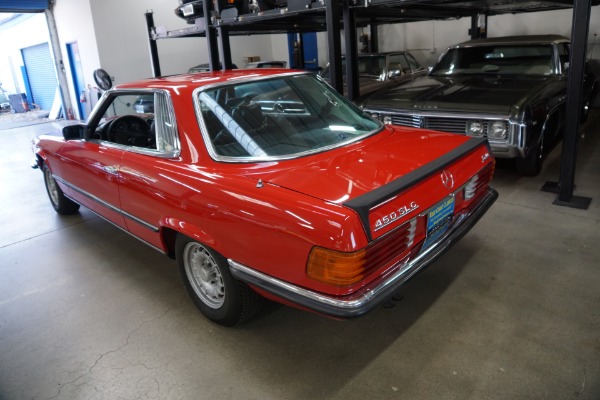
[270,33,290,64]
[87,0,284,83]
[53,0,100,118]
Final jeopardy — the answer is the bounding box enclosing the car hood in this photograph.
[362,74,556,114]
[242,126,470,205]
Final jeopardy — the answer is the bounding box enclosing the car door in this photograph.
[117,91,182,250]
[54,138,125,228]
[55,90,161,229]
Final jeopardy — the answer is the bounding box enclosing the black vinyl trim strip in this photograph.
[343,137,487,241]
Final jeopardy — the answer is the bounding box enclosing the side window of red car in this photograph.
[95,91,180,157]
[153,91,180,156]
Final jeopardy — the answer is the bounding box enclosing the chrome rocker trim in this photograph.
[229,186,498,319]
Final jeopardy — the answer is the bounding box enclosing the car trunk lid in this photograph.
[242,126,492,241]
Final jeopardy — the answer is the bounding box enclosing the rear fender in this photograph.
[34,150,47,169]
[160,218,216,254]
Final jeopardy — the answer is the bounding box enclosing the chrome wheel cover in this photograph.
[44,168,59,206]
[183,242,225,309]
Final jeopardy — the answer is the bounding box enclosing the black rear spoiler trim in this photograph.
[343,137,489,241]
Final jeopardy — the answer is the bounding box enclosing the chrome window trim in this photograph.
[87,88,181,159]
[193,72,383,163]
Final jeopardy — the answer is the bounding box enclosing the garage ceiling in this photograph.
[0,0,48,13]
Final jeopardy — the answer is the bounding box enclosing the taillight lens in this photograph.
[306,247,367,286]
[464,174,479,200]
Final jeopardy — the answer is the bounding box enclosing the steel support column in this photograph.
[201,3,220,71]
[344,5,359,100]
[370,22,379,53]
[45,3,74,117]
[469,14,487,39]
[551,0,592,209]
[215,0,234,69]
[325,0,343,94]
[145,12,161,77]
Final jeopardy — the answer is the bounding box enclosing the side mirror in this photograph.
[62,124,87,140]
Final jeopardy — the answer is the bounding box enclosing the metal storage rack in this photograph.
[146,0,597,207]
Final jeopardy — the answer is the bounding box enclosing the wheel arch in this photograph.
[533,101,564,155]
[159,219,217,260]
[34,151,47,169]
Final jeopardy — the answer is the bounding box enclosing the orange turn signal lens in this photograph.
[306,247,367,286]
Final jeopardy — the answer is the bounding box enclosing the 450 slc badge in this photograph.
[373,201,419,231]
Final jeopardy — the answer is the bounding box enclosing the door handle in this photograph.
[103,165,118,175]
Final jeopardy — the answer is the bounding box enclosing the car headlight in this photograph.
[467,120,484,137]
[382,115,392,125]
[488,120,508,140]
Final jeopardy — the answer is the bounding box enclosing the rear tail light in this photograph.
[406,219,417,247]
[464,175,479,200]
[307,218,418,287]
[464,162,494,201]
[306,247,367,286]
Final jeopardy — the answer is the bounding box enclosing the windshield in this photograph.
[197,74,380,161]
[321,56,387,80]
[430,45,555,76]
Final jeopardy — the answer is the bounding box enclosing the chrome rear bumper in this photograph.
[229,187,498,319]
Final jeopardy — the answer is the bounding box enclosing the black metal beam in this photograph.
[468,13,486,39]
[552,0,592,209]
[215,0,234,69]
[326,0,343,94]
[344,5,359,100]
[145,12,161,77]
[201,5,220,71]
[370,21,379,53]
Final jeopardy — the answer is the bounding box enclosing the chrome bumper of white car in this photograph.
[229,186,498,319]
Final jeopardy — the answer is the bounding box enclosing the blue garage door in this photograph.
[21,43,57,111]
[0,0,48,12]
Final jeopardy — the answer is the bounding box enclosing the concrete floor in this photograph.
[1,113,599,400]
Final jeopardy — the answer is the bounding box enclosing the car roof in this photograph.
[114,69,301,94]
[456,35,570,47]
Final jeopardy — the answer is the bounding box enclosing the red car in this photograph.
[33,70,498,326]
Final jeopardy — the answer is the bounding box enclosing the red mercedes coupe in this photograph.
[33,69,497,326]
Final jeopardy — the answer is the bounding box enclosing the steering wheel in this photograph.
[106,115,151,143]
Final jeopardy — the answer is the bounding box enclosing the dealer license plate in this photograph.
[422,196,455,249]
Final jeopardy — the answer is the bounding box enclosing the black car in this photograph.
[320,51,427,98]
[360,35,598,176]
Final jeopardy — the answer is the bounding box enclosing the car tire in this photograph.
[176,235,262,326]
[515,144,542,177]
[43,164,80,215]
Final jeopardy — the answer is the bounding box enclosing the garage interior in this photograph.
[1,0,600,398]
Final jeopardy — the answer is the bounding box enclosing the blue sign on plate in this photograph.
[422,196,455,249]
